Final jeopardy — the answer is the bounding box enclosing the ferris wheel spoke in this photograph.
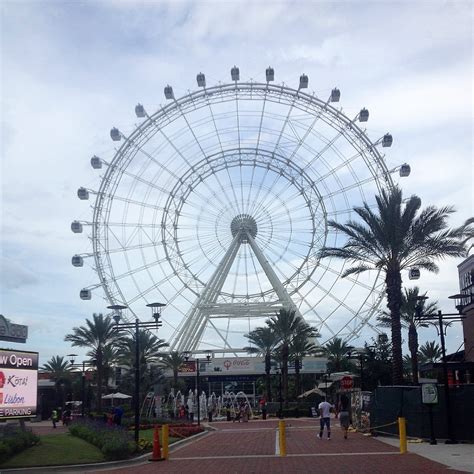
[176,101,240,215]
[126,137,182,182]
[285,284,336,338]
[287,104,327,161]
[158,127,239,215]
[321,175,376,200]
[247,166,273,216]
[272,92,298,154]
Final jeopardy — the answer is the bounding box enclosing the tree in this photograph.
[362,335,392,390]
[117,330,168,402]
[377,286,438,383]
[322,337,354,373]
[160,351,186,388]
[41,355,72,407]
[289,333,318,398]
[266,309,317,406]
[419,341,442,364]
[244,326,278,402]
[318,186,471,384]
[65,313,122,413]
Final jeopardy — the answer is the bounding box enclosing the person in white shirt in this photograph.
[318,398,334,440]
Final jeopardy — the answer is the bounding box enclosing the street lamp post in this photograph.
[413,295,466,445]
[276,367,283,418]
[183,351,212,426]
[110,302,165,445]
[67,354,95,417]
[323,372,331,398]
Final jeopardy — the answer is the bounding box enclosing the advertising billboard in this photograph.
[0,349,38,419]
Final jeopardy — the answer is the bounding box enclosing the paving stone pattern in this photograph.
[92,419,467,474]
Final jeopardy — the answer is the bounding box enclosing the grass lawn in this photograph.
[1,433,106,468]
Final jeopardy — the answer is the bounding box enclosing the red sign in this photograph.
[340,376,353,390]
[178,361,196,373]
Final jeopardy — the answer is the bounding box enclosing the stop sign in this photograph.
[340,376,353,390]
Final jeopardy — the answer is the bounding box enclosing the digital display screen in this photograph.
[0,349,38,418]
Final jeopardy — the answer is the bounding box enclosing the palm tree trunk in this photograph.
[173,369,178,387]
[386,267,403,385]
[408,323,419,384]
[295,357,301,398]
[282,343,289,407]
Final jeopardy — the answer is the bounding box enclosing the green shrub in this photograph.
[0,428,39,464]
[69,419,134,460]
[101,438,131,460]
[0,441,12,463]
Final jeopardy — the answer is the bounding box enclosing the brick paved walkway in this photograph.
[92,419,468,473]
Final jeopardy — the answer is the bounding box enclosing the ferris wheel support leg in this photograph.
[246,234,303,319]
[171,234,242,352]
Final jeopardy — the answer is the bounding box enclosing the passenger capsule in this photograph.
[71,221,83,233]
[196,73,206,87]
[164,85,174,100]
[265,67,274,82]
[72,255,84,267]
[110,128,121,141]
[409,268,420,280]
[330,88,341,102]
[135,104,146,118]
[80,289,91,300]
[382,133,393,147]
[359,108,369,122]
[231,66,240,81]
[91,155,102,169]
[399,163,411,177]
[299,74,309,89]
[77,187,89,200]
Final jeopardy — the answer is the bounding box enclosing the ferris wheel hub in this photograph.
[230,214,258,243]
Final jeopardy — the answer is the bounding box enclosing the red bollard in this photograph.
[149,425,164,462]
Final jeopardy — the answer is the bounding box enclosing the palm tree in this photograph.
[318,186,471,384]
[65,313,121,412]
[160,351,186,388]
[117,330,168,397]
[322,337,354,372]
[244,327,278,402]
[419,341,442,364]
[41,355,72,406]
[377,286,438,383]
[266,309,317,406]
[289,333,318,398]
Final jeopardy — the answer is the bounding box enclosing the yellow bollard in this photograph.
[162,424,169,460]
[279,420,286,457]
[398,417,407,454]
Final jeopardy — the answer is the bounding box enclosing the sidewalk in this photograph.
[8,418,471,473]
[377,435,473,473]
[89,419,471,473]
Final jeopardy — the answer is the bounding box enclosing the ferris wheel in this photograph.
[71,66,411,353]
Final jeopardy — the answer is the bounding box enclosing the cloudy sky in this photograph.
[1,0,472,365]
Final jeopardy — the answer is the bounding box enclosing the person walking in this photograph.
[338,394,351,439]
[318,398,333,440]
[51,408,59,429]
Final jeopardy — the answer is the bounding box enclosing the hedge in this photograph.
[0,426,39,464]
[69,419,134,460]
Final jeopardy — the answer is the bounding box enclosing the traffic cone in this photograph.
[149,425,164,462]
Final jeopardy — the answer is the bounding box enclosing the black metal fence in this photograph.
[370,384,474,441]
